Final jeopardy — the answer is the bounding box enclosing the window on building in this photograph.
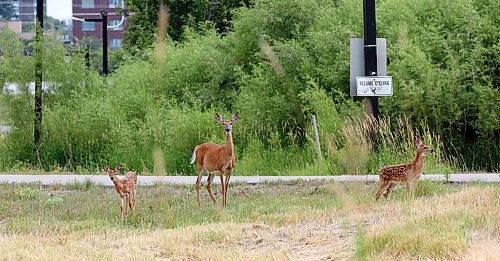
[82,0,95,8]
[109,20,123,30]
[82,22,95,31]
[109,0,124,8]
[111,38,123,48]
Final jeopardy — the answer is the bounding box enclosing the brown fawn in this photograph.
[375,138,435,201]
[104,165,137,219]
[190,112,239,208]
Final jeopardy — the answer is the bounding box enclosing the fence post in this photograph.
[311,114,323,160]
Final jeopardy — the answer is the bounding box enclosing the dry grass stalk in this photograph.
[152,144,165,176]
[258,37,285,76]
[337,116,373,174]
[153,4,169,63]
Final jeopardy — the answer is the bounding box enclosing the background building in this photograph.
[0,0,56,41]
[72,0,127,48]
[19,0,46,23]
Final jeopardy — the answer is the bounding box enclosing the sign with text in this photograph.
[349,38,388,96]
[356,76,393,96]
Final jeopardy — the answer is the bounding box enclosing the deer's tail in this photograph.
[190,145,199,164]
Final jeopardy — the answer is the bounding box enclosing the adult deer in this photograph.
[375,138,435,201]
[104,165,137,219]
[190,112,239,208]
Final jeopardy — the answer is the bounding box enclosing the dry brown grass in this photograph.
[363,186,499,260]
[0,216,352,260]
[463,233,500,261]
[0,183,498,260]
[337,118,373,174]
[258,37,285,77]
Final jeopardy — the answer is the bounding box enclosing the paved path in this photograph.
[0,125,12,133]
[0,173,498,187]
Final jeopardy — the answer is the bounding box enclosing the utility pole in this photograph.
[34,0,44,163]
[363,0,379,119]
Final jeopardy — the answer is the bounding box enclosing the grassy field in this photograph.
[0,180,498,260]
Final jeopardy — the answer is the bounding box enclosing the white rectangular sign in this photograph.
[350,38,387,96]
[356,76,393,96]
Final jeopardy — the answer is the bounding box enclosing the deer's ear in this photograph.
[231,112,240,123]
[215,113,223,123]
[103,166,110,172]
[415,138,423,147]
[115,165,121,172]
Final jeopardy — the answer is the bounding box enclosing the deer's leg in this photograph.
[383,183,396,200]
[405,179,411,191]
[128,193,134,215]
[206,173,217,204]
[120,196,126,220]
[131,190,137,214]
[405,179,417,200]
[406,179,417,193]
[375,181,390,202]
[220,173,226,207]
[196,167,204,208]
[410,179,417,192]
[224,170,232,207]
[125,194,130,216]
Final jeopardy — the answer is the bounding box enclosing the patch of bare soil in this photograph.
[461,232,500,261]
[237,215,357,260]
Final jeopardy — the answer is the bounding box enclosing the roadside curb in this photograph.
[0,173,498,186]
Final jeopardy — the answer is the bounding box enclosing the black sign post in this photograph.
[363,0,379,119]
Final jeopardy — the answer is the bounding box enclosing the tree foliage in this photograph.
[0,3,17,20]
[123,0,251,53]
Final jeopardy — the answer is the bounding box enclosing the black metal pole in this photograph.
[85,13,108,75]
[101,11,108,75]
[363,0,379,119]
[34,0,44,162]
[85,45,90,69]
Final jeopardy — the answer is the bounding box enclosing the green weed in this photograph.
[356,224,367,261]
[15,187,39,200]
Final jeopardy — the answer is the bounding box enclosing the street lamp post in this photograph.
[83,11,108,75]
[73,11,109,75]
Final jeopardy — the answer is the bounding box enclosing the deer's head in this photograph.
[104,165,121,181]
[415,138,435,156]
[215,112,240,136]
